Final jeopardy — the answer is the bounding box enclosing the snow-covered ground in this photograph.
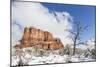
[11,38,96,66]
[11,49,95,66]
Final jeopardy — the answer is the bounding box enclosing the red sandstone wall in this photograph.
[15,27,64,50]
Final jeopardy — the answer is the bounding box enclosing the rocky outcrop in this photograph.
[14,27,64,50]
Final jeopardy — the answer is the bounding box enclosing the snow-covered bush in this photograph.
[59,45,72,56]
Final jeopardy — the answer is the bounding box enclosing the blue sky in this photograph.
[42,3,96,42]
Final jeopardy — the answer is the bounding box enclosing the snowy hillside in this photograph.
[11,38,96,66]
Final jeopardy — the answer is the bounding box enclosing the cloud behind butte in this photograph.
[12,1,73,46]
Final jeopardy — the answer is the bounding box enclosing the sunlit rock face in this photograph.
[14,27,64,50]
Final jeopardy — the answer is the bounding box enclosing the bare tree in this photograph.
[65,21,88,55]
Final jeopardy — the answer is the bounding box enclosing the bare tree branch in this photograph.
[65,21,89,55]
[64,29,76,35]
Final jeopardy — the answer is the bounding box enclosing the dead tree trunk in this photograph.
[65,21,88,55]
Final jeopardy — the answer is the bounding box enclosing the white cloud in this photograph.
[86,37,95,50]
[76,37,95,50]
[12,1,73,46]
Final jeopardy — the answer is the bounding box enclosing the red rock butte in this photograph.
[14,27,64,50]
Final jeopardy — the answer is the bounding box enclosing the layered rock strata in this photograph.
[14,27,64,50]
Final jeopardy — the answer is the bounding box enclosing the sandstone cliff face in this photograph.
[14,27,64,50]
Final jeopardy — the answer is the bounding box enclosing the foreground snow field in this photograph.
[12,53,95,66]
[12,48,95,66]
[11,38,95,66]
